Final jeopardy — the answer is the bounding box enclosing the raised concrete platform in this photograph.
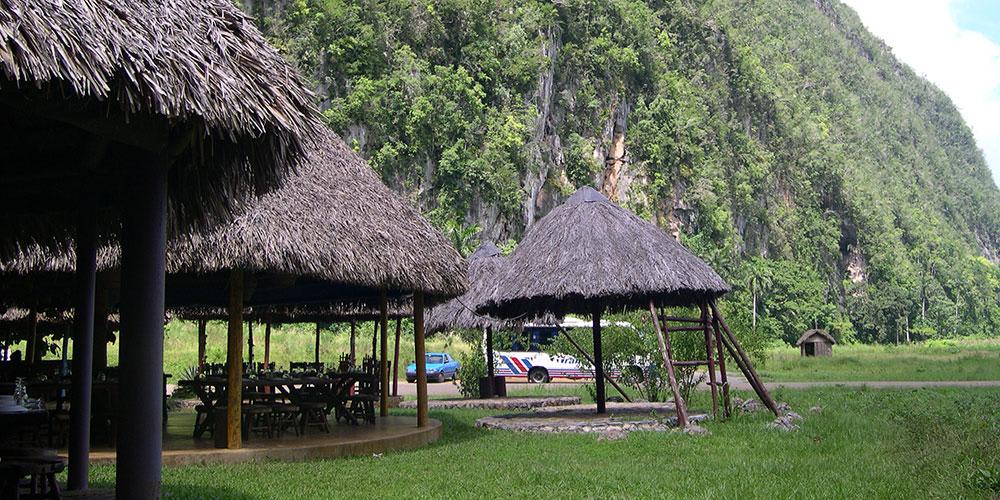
[399,395,581,410]
[79,412,440,467]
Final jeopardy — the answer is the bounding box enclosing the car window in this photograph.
[426,355,445,364]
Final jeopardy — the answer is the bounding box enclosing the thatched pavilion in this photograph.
[478,187,779,422]
[425,243,518,397]
[0,0,318,495]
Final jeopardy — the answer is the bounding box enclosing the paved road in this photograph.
[391,378,1000,399]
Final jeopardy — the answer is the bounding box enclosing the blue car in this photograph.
[406,352,460,383]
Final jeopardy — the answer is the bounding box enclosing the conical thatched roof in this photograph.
[0,0,320,255]
[0,128,467,308]
[424,243,516,334]
[478,186,729,319]
[167,128,466,303]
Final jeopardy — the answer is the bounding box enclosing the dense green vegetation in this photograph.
[87,387,1000,498]
[240,0,1000,346]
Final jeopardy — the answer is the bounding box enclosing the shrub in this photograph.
[457,337,486,399]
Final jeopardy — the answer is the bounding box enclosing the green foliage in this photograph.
[456,336,486,398]
[242,0,1000,346]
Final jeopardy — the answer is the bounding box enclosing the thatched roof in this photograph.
[477,186,730,319]
[1,128,467,308]
[0,308,120,342]
[796,329,835,345]
[0,0,320,255]
[167,128,466,303]
[425,243,517,334]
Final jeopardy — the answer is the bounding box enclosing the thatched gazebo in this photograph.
[425,243,518,397]
[478,186,779,422]
[0,0,318,495]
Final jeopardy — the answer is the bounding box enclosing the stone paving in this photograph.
[475,402,707,434]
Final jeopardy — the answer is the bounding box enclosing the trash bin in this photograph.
[478,376,507,398]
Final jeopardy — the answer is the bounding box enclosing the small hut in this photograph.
[796,329,835,357]
[478,186,781,422]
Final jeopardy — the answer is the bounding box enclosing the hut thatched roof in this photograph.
[0,0,320,255]
[166,128,466,303]
[174,299,412,324]
[425,243,517,334]
[1,128,467,308]
[795,329,835,345]
[477,186,729,319]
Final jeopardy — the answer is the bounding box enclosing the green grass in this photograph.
[83,386,1000,498]
[759,338,1000,382]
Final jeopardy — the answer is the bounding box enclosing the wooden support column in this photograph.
[379,289,389,417]
[92,277,109,371]
[314,323,320,364]
[349,320,356,364]
[649,300,688,427]
[710,306,731,418]
[413,292,428,427]
[392,318,401,397]
[700,303,720,419]
[68,190,97,491]
[247,321,254,368]
[709,300,780,417]
[225,270,244,449]
[27,309,38,364]
[263,321,271,368]
[196,320,207,375]
[371,321,378,358]
[485,326,495,398]
[592,309,606,414]
[116,161,167,499]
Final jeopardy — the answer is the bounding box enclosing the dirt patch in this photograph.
[475,402,707,434]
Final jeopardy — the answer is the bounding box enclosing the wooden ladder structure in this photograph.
[648,299,780,427]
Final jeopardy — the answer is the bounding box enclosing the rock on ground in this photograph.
[597,428,629,441]
[767,416,800,432]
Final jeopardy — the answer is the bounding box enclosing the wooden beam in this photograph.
[592,310,606,414]
[699,303,719,419]
[349,320,356,364]
[710,306,731,418]
[226,270,244,449]
[263,321,271,368]
[413,292,428,427]
[379,289,390,417]
[314,323,320,365]
[709,300,780,417]
[485,326,495,398]
[197,320,207,375]
[247,321,254,368]
[392,318,401,397]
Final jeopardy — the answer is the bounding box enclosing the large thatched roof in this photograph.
[424,243,516,334]
[0,0,320,255]
[174,300,412,325]
[166,128,466,303]
[0,128,467,308]
[477,186,730,319]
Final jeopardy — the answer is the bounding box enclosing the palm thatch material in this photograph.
[424,243,517,334]
[174,299,412,325]
[167,128,466,303]
[478,186,729,319]
[0,0,320,255]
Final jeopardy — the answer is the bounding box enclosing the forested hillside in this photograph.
[240,0,1000,344]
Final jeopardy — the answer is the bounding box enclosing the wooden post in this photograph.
[413,292,428,427]
[263,321,271,368]
[116,161,167,498]
[92,276,109,371]
[196,320,207,375]
[699,303,720,419]
[68,192,97,491]
[371,321,378,358]
[592,309,606,414]
[27,309,38,364]
[485,326,495,398]
[710,306,731,418]
[392,318,401,397]
[314,323,320,365]
[247,321,254,368]
[648,300,688,427]
[349,320,356,364]
[226,270,244,449]
[379,290,389,417]
[558,326,631,402]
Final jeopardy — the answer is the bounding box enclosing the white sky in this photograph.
[840,0,1000,186]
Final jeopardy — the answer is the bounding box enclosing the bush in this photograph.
[457,337,486,399]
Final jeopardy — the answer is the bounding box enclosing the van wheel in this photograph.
[528,367,549,384]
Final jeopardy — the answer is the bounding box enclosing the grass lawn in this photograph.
[759,338,1000,382]
[86,386,1000,498]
